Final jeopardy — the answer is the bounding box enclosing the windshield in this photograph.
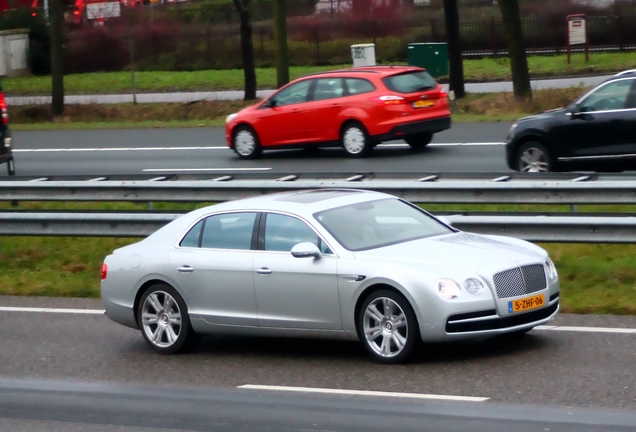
[382,71,438,94]
[314,198,452,251]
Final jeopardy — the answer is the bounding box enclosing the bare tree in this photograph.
[232,0,257,100]
[443,0,465,98]
[497,0,531,100]
[273,0,289,87]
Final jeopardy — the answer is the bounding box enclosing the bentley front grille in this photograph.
[493,264,546,299]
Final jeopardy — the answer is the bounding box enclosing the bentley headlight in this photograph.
[464,278,484,296]
[225,113,238,123]
[436,278,461,299]
[545,257,558,281]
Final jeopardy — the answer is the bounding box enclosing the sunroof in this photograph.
[274,190,363,204]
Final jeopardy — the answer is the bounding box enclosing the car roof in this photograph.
[205,188,392,216]
[133,189,396,249]
[301,65,427,79]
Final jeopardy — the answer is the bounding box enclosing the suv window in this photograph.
[382,71,437,94]
[344,78,376,95]
[579,79,633,112]
[313,78,344,101]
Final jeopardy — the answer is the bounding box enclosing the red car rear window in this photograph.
[382,71,438,94]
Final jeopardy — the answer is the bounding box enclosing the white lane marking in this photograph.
[12,143,505,153]
[13,146,225,153]
[536,325,636,334]
[2,307,634,334]
[237,384,489,402]
[0,306,103,314]
[142,168,272,172]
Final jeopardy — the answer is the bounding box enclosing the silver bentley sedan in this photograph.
[101,189,560,363]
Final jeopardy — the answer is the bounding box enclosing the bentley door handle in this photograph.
[256,268,272,275]
[177,266,194,273]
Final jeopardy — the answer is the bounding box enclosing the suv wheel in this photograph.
[516,142,554,172]
[341,122,371,158]
[404,132,433,150]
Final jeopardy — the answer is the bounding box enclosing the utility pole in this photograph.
[50,0,64,116]
[273,0,289,88]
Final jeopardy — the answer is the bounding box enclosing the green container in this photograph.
[407,42,449,78]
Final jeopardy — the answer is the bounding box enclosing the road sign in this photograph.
[566,14,588,64]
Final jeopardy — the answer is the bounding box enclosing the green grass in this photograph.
[5,52,635,96]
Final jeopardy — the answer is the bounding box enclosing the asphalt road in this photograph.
[1,296,635,431]
[6,123,514,178]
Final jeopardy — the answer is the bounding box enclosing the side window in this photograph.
[345,78,375,95]
[179,220,204,248]
[579,80,632,112]
[313,78,344,101]
[264,213,331,254]
[624,79,636,109]
[200,212,257,250]
[272,80,312,107]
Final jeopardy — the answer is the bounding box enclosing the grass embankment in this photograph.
[4,53,631,95]
[1,201,635,314]
[6,52,634,129]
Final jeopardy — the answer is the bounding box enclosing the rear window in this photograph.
[382,71,438,94]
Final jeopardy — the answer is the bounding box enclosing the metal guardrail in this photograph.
[2,173,636,242]
[3,176,636,205]
[3,212,636,243]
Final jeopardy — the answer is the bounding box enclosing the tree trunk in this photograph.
[443,0,465,98]
[50,0,64,116]
[233,0,257,100]
[498,0,532,100]
[273,0,289,88]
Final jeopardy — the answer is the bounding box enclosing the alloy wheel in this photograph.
[519,147,550,172]
[362,297,409,358]
[141,290,182,348]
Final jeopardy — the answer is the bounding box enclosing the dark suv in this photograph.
[506,70,636,172]
[0,81,14,176]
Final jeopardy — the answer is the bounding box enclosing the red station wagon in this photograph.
[225,66,451,159]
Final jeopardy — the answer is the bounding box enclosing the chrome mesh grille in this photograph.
[493,264,546,299]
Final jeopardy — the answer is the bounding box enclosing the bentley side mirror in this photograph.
[291,242,322,259]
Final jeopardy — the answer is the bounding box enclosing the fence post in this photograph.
[490,16,497,56]
[315,23,320,65]
[617,13,623,51]
[430,18,436,41]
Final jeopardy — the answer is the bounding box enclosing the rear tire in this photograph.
[405,132,433,150]
[233,125,262,160]
[341,122,371,158]
[137,283,200,354]
[357,289,419,364]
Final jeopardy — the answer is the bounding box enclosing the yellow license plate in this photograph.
[413,100,435,108]
[508,294,545,313]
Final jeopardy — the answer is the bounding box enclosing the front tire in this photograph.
[233,125,262,160]
[341,122,371,158]
[516,141,554,172]
[358,289,419,364]
[138,284,199,354]
[405,132,433,150]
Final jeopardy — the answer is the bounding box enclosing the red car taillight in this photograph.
[370,95,407,106]
[0,94,9,124]
[101,263,108,280]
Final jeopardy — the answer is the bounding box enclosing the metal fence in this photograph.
[64,11,636,73]
[3,175,636,242]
